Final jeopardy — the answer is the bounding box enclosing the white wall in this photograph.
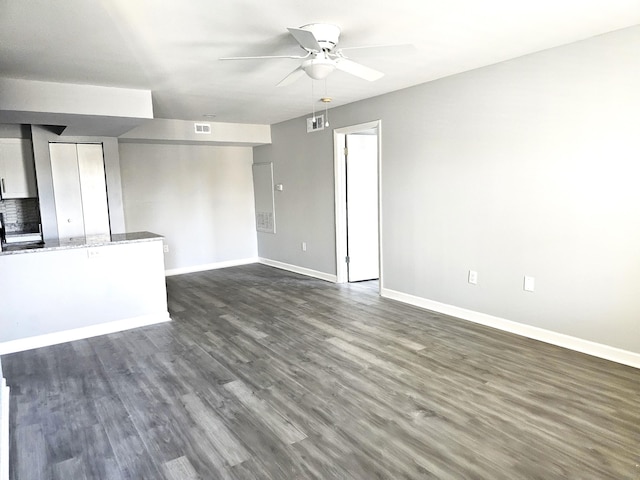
[119,143,258,272]
[0,239,169,350]
[254,26,640,356]
[0,357,7,480]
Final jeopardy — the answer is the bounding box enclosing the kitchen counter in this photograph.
[0,231,170,354]
[0,231,162,255]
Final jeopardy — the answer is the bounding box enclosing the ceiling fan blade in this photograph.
[338,43,415,54]
[334,58,384,81]
[277,66,307,87]
[287,27,322,51]
[220,54,307,60]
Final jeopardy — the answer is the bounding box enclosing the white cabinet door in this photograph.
[49,143,110,240]
[0,139,37,199]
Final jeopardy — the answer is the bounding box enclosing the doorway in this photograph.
[334,120,381,287]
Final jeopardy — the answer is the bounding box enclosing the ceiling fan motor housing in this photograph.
[300,23,341,51]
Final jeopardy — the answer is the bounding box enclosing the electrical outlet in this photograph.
[524,275,535,292]
[163,244,169,253]
[468,270,478,285]
[302,242,307,252]
[87,248,101,259]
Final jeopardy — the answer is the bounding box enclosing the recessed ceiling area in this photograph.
[1,0,639,125]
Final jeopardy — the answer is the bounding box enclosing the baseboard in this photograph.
[165,257,259,276]
[0,313,171,355]
[381,288,640,369]
[259,258,337,283]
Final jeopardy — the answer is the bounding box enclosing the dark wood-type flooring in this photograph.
[3,264,640,479]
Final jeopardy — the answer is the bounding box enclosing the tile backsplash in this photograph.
[0,198,41,233]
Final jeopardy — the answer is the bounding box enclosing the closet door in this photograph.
[77,144,110,236]
[50,143,85,240]
[49,143,110,240]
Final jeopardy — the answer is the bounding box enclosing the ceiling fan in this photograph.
[220,23,385,87]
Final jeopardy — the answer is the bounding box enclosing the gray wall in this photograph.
[0,124,30,139]
[254,26,640,353]
[118,143,258,271]
[253,121,337,272]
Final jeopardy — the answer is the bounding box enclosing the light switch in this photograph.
[524,275,535,292]
[468,270,478,285]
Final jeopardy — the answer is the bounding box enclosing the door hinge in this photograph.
[343,147,348,156]
[345,256,350,263]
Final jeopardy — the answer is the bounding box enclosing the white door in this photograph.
[346,134,379,282]
[50,143,85,239]
[49,143,110,240]
[76,144,110,237]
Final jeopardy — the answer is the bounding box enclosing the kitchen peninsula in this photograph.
[0,231,170,354]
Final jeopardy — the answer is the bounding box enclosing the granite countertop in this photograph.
[0,231,164,256]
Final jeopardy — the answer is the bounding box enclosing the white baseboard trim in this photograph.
[381,288,640,370]
[165,257,259,276]
[259,258,337,283]
[0,313,171,355]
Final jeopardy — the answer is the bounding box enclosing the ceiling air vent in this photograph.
[306,115,325,133]
[194,123,211,134]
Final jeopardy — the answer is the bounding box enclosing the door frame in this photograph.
[333,120,382,287]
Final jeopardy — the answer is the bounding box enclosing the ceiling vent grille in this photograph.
[306,115,325,133]
[194,123,211,134]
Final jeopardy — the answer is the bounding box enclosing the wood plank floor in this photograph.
[3,264,640,479]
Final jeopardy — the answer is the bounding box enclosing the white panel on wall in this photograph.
[252,162,276,234]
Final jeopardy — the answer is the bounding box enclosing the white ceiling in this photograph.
[1,0,639,126]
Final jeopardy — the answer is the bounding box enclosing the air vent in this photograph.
[306,115,325,133]
[194,123,211,134]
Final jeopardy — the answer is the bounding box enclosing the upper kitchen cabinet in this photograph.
[0,139,38,199]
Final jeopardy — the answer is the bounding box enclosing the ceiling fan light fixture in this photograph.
[302,56,336,80]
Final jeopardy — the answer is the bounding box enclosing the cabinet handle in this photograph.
[1,178,4,194]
